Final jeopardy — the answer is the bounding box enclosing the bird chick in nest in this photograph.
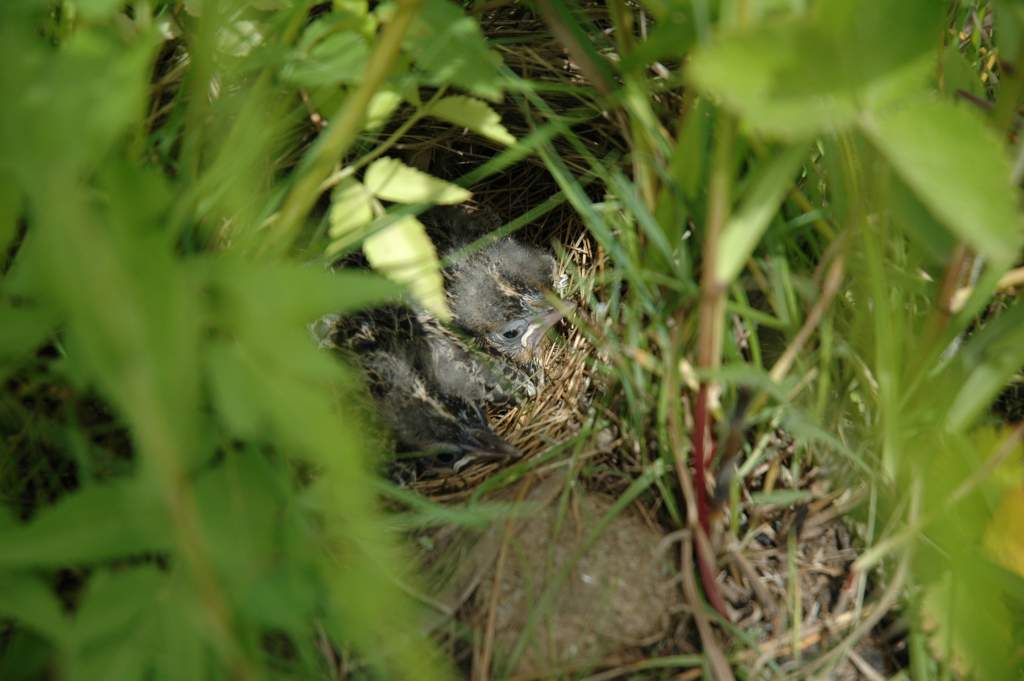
[316,205,568,466]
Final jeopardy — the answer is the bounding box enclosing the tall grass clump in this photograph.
[2,0,1024,679]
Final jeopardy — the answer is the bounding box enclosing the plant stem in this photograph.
[692,112,734,531]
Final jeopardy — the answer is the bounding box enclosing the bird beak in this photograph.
[464,429,521,461]
[521,302,574,350]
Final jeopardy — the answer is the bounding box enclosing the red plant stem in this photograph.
[694,519,730,618]
[692,382,711,535]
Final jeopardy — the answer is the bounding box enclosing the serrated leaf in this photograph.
[363,216,451,319]
[364,157,471,204]
[861,97,1024,266]
[716,143,808,283]
[427,96,515,146]
[403,0,504,101]
[329,178,376,238]
[0,480,171,568]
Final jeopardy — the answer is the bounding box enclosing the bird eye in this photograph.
[494,320,527,344]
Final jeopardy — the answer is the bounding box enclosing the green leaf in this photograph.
[282,19,371,87]
[686,20,860,138]
[206,257,401,325]
[0,303,59,380]
[76,0,123,21]
[70,567,164,650]
[0,172,20,256]
[364,157,472,204]
[366,88,403,130]
[861,97,1024,265]
[947,304,1024,432]
[193,454,285,586]
[329,178,377,238]
[687,0,942,138]
[68,567,165,681]
[0,480,172,568]
[1,26,157,182]
[0,573,69,643]
[716,143,808,283]
[427,96,515,146]
[941,40,983,99]
[206,342,267,440]
[363,215,451,320]
[890,174,957,266]
[402,0,505,101]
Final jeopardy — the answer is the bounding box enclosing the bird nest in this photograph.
[403,168,601,498]
[376,6,898,679]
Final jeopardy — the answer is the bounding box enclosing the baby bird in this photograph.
[317,205,568,466]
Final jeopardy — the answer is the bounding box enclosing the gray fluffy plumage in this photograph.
[316,205,566,465]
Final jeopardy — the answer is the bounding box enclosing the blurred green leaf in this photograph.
[427,96,516,146]
[403,0,505,101]
[0,573,69,643]
[0,173,20,256]
[364,157,472,204]
[861,97,1024,265]
[0,25,157,181]
[947,303,1024,431]
[620,17,695,74]
[941,40,984,99]
[70,567,163,649]
[687,1,941,138]
[282,20,371,87]
[77,0,125,21]
[813,0,944,91]
[364,215,451,319]
[0,303,59,380]
[0,628,55,681]
[207,257,401,324]
[670,95,711,207]
[686,20,859,138]
[206,342,267,440]
[0,480,171,568]
[889,174,957,266]
[196,454,282,573]
[716,143,808,283]
[67,567,165,681]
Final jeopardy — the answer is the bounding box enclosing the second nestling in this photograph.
[315,205,572,466]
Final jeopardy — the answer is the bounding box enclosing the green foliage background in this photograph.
[1,0,1023,679]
